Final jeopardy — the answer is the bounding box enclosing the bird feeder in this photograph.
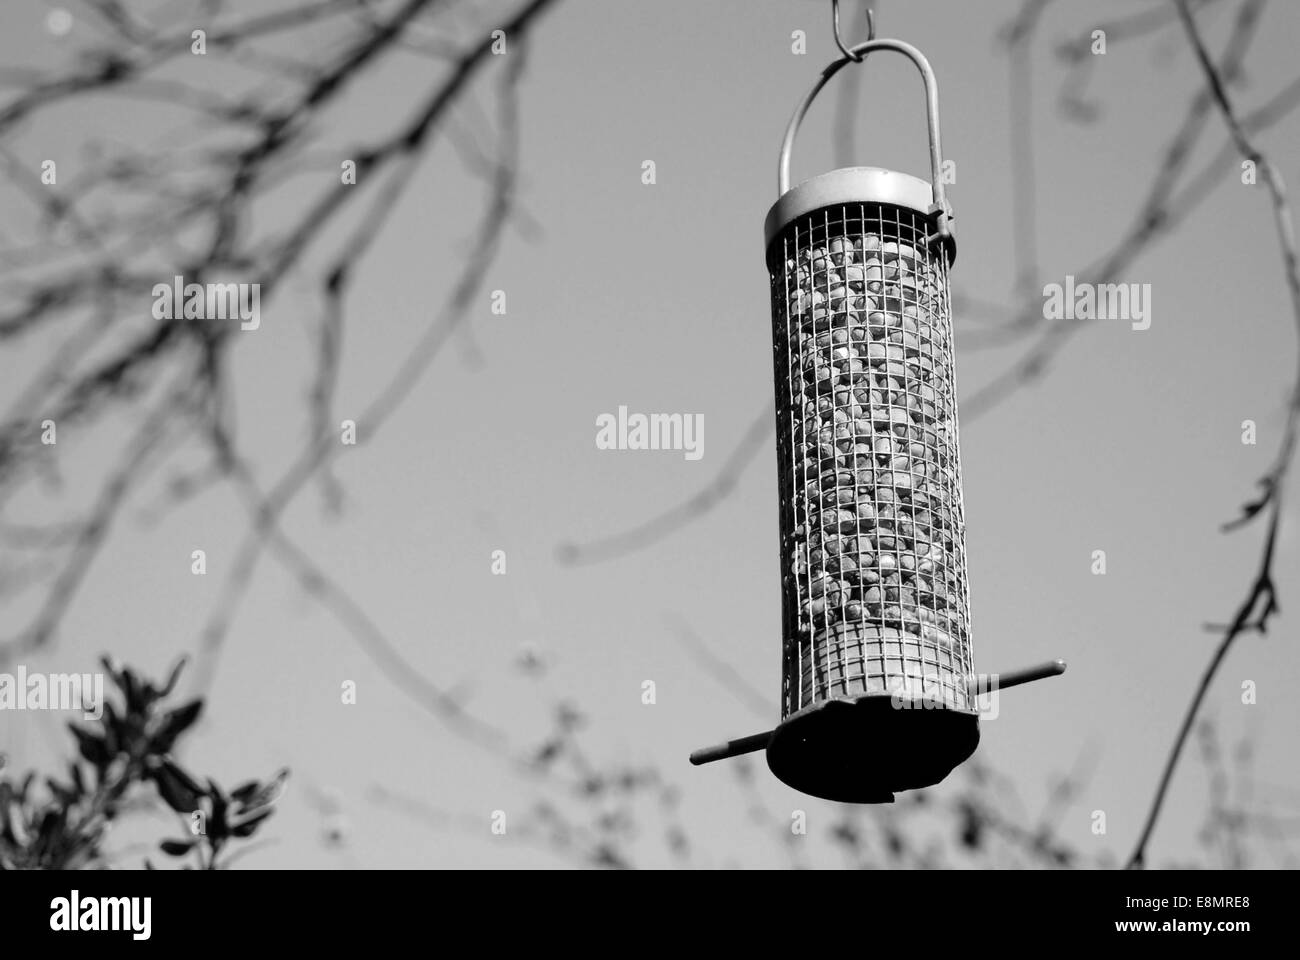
[690,7,1065,803]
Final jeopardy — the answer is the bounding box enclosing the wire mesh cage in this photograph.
[771,202,971,720]
[689,15,1064,804]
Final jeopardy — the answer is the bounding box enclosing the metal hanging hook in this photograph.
[832,0,874,62]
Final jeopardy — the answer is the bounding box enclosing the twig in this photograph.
[0,377,196,661]
[555,402,773,565]
[962,0,1265,420]
[1127,0,1300,868]
[191,11,547,690]
[665,614,777,720]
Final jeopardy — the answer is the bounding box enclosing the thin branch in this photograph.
[962,0,1265,419]
[191,6,549,694]
[666,614,777,720]
[0,376,197,661]
[555,403,773,566]
[1127,0,1300,868]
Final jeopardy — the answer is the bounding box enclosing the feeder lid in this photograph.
[763,166,955,265]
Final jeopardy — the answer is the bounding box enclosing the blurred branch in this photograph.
[0,0,371,135]
[666,614,777,720]
[192,6,550,693]
[555,402,773,565]
[1196,720,1245,867]
[1127,0,1300,869]
[962,0,1264,416]
[0,1,585,862]
[999,0,1050,295]
[368,782,630,869]
[1050,0,1222,122]
[0,377,196,661]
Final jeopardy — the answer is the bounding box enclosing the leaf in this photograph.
[67,724,108,767]
[158,657,189,698]
[207,778,229,838]
[229,807,275,838]
[6,800,28,848]
[231,769,288,819]
[152,699,203,752]
[37,808,65,849]
[160,838,198,857]
[152,758,203,814]
[45,778,74,807]
[0,793,17,844]
[99,656,123,690]
[101,717,119,758]
[1223,477,1275,532]
[121,668,145,714]
[99,701,119,744]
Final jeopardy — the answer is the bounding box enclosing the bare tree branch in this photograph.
[1127,0,1300,869]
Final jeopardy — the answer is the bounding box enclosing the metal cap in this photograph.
[764,165,956,264]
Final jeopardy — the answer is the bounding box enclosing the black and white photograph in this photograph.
[0,0,1292,941]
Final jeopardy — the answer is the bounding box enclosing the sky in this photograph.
[2,0,1299,869]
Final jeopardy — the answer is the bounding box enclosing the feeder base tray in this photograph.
[765,694,979,804]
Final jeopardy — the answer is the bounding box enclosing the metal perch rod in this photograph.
[688,659,1066,766]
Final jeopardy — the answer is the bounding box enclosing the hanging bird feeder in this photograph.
[690,4,1065,803]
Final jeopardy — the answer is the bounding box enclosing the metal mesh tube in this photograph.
[768,202,973,721]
